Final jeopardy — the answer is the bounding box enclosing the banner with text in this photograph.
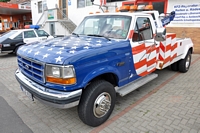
[172,3,200,23]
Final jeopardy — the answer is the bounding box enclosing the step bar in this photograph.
[115,73,158,96]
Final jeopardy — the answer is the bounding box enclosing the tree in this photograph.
[0,0,10,2]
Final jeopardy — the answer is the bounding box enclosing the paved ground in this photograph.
[0,95,32,133]
[0,53,200,133]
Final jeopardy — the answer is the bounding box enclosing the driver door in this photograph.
[130,16,157,77]
[23,30,38,44]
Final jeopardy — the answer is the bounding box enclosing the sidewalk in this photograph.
[0,54,200,133]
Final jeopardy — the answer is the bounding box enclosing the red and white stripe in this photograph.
[158,33,178,69]
[131,42,157,77]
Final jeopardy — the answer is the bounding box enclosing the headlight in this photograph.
[46,65,76,85]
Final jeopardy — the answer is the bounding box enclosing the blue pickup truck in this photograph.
[15,8,193,127]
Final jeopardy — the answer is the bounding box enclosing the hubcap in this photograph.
[185,55,191,69]
[93,92,111,118]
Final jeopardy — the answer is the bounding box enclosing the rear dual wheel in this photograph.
[170,51,191,73]
[178,51,191,73]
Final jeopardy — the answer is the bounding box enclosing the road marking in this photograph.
[91,56,200,133]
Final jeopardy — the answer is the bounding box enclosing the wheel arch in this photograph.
[14,43,25,53]
[81,66,120,90]
[89,73,118,87]
[180,38,193,59]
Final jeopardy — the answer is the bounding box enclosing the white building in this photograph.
[31,0,76,36]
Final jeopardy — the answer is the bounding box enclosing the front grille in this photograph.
[17,56,45,84]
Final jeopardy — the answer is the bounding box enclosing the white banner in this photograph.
[172,3,200,23]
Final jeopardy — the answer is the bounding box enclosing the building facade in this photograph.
[0,1,31,33]
[31,0,76,36]
[32,0,200,53]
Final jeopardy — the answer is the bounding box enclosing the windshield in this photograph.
[73,15,132,39]
[0,30,18,42]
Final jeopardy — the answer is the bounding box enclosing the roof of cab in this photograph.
[86,11,152,17]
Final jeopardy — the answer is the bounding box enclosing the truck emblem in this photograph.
[25,65,29,69]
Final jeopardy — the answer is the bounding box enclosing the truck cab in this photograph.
[15,4,193,127]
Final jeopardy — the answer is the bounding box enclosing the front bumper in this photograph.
[15,69,82,109]
[0,49,13,54]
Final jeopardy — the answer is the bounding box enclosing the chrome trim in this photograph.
[17,55,46,83]
[45,64,77,85]
[15,69,82,108]
[0,50,13,54]
[34,96,80,109]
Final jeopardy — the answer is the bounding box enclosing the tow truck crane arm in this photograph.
[161,11,176,26]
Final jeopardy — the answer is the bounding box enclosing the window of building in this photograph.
[38,1,43,13]
[132,17,153,42]
[62,0,66,8]
[86,0,92,6]
[77,0,92,8]
[61,0,67,18]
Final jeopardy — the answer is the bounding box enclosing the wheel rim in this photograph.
[93,92,111,118]
[185,54,191,70]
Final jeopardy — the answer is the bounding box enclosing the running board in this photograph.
[115,73,158,96]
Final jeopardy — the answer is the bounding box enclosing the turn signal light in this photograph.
[46,76,76,85]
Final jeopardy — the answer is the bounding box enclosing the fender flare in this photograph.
[180,39,193,59]
[81,65,121,88]
[15,42,25,47]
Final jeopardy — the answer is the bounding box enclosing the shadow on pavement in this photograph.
[0,96,32,133]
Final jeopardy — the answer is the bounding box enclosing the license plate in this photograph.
[21,86,34,101]
[3,44,10,47]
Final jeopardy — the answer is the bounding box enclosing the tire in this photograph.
[14,46,19,55]
[171,61,179,71]
[78,80,116,127]
[178,51,191,73]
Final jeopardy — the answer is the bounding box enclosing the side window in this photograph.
[24,31,37,38]
[14,33,23,39]
[35,30,49,37]
[132,17,153,42]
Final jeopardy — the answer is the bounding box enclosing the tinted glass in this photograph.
[74,15,132,39]
[24,30,37,38]
[14,33,23,39]
[0,30,18,42]
[133,17,153,41]
[35,30,49,37]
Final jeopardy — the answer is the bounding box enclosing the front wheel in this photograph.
[78,80,116,127]
[178,51,192,73]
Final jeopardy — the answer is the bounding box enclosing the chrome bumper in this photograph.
[15,69,82,109]
[0,50,13,54]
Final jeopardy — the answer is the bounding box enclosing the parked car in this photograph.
[0,27,54,55]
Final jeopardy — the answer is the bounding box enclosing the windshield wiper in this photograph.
[72,32,79,37]
[87,34,111,41]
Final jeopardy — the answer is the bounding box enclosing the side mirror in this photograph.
[154,27,166,41]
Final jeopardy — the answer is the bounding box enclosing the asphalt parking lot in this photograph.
[0,53,200,133]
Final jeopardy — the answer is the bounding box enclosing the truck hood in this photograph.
[17,35,128,65]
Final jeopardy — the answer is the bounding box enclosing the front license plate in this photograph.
[21,86,34,101]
